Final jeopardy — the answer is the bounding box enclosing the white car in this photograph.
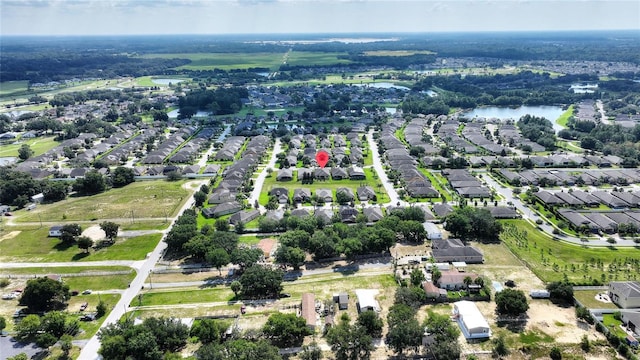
[2,293,17,300]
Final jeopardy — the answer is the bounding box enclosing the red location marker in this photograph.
[316,150,330,168]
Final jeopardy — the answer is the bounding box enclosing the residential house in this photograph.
[355,289,380,313]
[422,281,447,299]
[315,189,333,203]
[357,186,377,201]
[314,167,331,180]
[301,293,317,330]
[48,225,63,237]
[208,189,235,205]
[292,188,311,203]
[256,238,277,260]
[363,207,384,223]
[432,238,484,263]
[339,206,359,223]
[620,310,640,337]
[229,210,260,226]
[331,167,348,180]
[336,187,355,202]
[348,166,366,180]
[210,201,243,218]
[276,169,293,181]
[290,208,311,218]
[269,187,289,204]
[314,208,334,224]
[453,301,491,340]
[437,270,479,290]
[609,282,640,309]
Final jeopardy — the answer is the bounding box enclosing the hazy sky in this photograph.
[1,0,639,36]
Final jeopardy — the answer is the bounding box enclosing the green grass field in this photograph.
[0,136,61,158]
[0,80,30,96]
[0,227,161,262]
[68,293,120,339]
[555,105,574,128]
[139,52,285,71]
[500,219,640,284]
[63,272,136,291]
[285,51,352,66]
[135,287,234,306]
[259,167,389,205]
[0,265,131,276]
[15,180,189,223]
[573,290,619,309]
[135,76,190,87]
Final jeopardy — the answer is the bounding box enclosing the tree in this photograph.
[15,314,41,341]
[60,223,82,243]
[463,276,473,289]
[60,334,73,359]
[492,334,509,358]
[495,288,529,317]
[0,315,5,333]
[410,268,425,286]
[550,346,562,360]
[100,221,119,243]
[41,311,67,338]
[398,220,427,243]
[230,281,242,297]
[194,190,207,207]
[36,332,58,349]
[190,319,227,345]
[20,277,70,312]
[299,341,323,360]
[357,310,383,338]
[275,245,306,270]
[547,281,574,304]
[326,314,373,360]
[580,334,591,352]
[18,144,34,160]
[386,304,422,356]
[196,339,282,360]
[6,354,28,360]
[238,265,283,299]
[73,170,107,195]
[231,247,263,270]
[111,166,135,187]
[96,300,107,318]
[77,236,93,253]
[211,231,239,254]
[206,248,230,276]
[262,312,311,348]
[214,218,230,232]
[394,286,426,309]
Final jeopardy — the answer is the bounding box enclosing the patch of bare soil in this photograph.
[81,225,106,241]
[0,230,20,243]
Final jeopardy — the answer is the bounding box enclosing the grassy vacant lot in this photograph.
[16,180,189,223]
[64,272,135,291]
[0,80,29,96]
[70,293,121,339]
[0,136,61,158]
[285,51,352,66]
[500,219,640,284]
[556,105,574,128]
[0,265,131,276]
[136,287,234,306]
[363,50,436,56]
[0,226,161,262]
[139,53,285,71]
[135,76,190,87]
[259,168,389,205]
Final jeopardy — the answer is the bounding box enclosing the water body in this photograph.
[463,105,565,132]
[151,78,186,85]
[167,109,210,118]
[354,82,410,91]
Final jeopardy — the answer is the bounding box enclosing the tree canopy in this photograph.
[444,206,502,241]
[20,277,70,312]
[262,312,311,348]
[495,288,529,317]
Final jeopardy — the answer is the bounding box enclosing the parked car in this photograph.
[504,280,516,288]
[80,302,88,311]
[80,313,96,321]
[2,293,17,300]
[82,289,92,295]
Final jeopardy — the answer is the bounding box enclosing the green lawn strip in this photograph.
[64,272,136,291]
[286,52,352,66]
[602,314,628,339]
[119,221,169,231]
[0,265,131,276]
[129,305,241,320]
[573,290,619,309]
[139,52,285,71]
[0,136,61,158]
[14,180,189,223]
[419,168,452,201]
[500,219,640,284]
[136,287,235,306]
[0,228,161,262]
[556,105,574,128]
[239,235,267,246]
[0,80,30,96]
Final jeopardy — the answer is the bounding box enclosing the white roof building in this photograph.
[423,221,443,240]
[355,289,380,313]
[453,300,491,340]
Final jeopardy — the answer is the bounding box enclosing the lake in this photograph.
[463,105,565,132]
[354,82,410,91]
[151,78,186,85]
[167,109,210,118]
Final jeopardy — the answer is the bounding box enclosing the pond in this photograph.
[151,78,186,85]
[167,109,210,118]
[354,82,410,91]
[463,105,565,132]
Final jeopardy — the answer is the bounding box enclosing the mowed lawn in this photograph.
[500,219,640,283]
[0,80,29,96]
[139,53,285,71]
[16,180,189,223]
[258,168,389,205]
[0,136,61,157]
[0,227,161,262]
[285,51,352,66]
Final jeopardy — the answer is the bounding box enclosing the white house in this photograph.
[48,225,63,237]
[453,300,491,340]
[609,282,640,309]
[423,221,443,240]
[355,289,380,313]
